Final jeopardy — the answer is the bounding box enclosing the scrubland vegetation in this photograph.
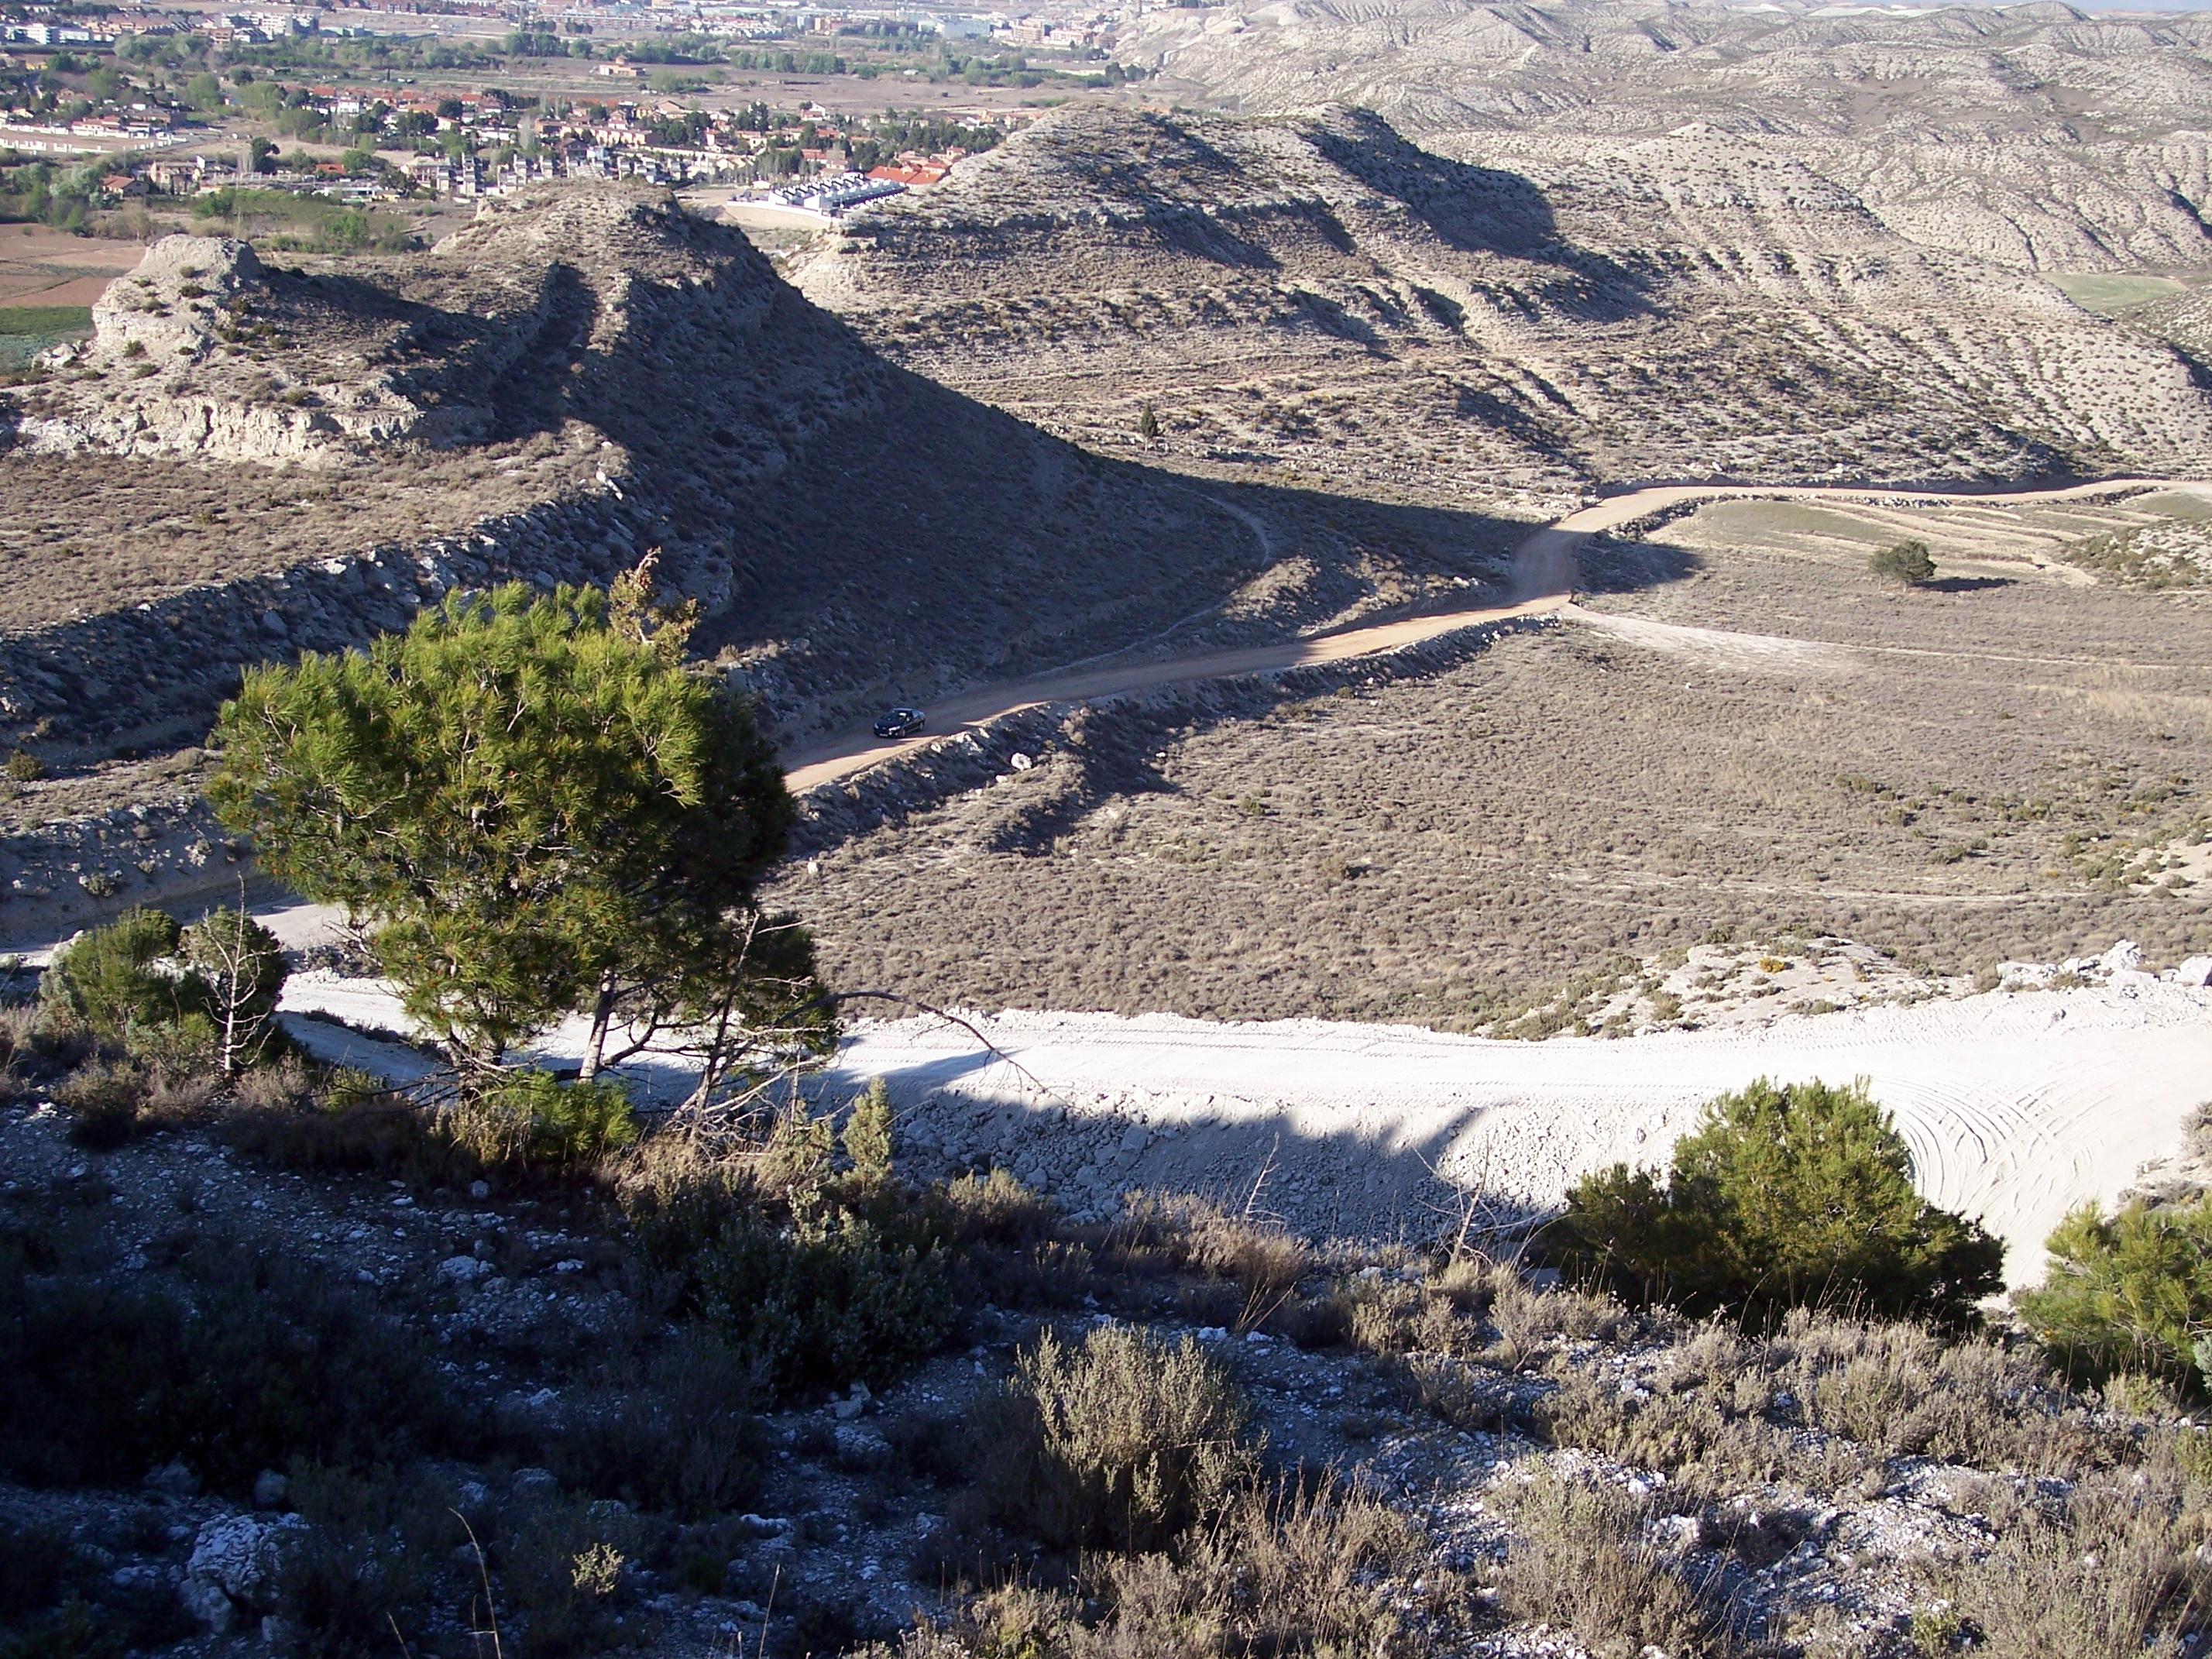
[5,977,2212,1657]
[792,538,2212,1029]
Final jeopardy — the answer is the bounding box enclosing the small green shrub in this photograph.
[469,1069,639,1170]
[1871,538,1937,587]
[2,750,42,784]
[843,1077,895,1186]
[628,1159,955,1398]
[1547,1077,2002,1327]
[38,908,203,1040]
[980,1323,1259,1554]
[2015,1195,2212,1396]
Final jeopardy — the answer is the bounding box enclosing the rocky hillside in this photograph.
[2,187,1528,936]
[1119,0,2212,275]
[799,104,2212,498]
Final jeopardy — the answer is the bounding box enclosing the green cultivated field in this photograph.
[2047,271,2191,314]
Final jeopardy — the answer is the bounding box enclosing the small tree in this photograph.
[1137,402,1160,442]
[208,565,831,1091]
[179,905,288,1075]
[1870,538,1936,587]
[1549,1077,2003,1327]
[40,908,201,1039]
[2016,1196,2212,1397]
[842,1078,894,1187]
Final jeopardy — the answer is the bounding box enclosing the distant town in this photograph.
[0,0,1149,242]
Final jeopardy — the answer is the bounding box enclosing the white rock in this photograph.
[2101,939,2145,974]
[187,1513,305,1611]
[2174,956,2212,988]
[437,1255,493,1283]
[177,1572,234,1634]
[252,1469,289,1510]
[831,1381,873,1420]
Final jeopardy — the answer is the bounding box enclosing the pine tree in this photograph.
[207,568,825,1080]
[1551,1077,2002,1326]
[843,1078,895,1187]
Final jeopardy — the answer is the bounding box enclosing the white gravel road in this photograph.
[814,982,2212,1286]
[273,967,2212,1288]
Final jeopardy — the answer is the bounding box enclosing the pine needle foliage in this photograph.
[1549,1077,2003,1328]
[2017,1196,2212,1397]
[206,575,820,1074]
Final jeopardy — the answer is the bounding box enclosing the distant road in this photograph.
[782,474,2194,792]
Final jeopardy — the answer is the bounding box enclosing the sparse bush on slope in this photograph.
[1547,1077,2003,1327]
[981,1323,1260,1554]
[884,1479,1424,1658]
[2016,1195,2212,1397]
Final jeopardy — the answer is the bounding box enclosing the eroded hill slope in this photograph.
[799,105,2212,496]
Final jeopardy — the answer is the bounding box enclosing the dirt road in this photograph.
[783,476,2193,792]
[816,982,2212,1286]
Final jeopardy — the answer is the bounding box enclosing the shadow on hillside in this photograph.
[814,1047,1554,1245]
[1304,108,1658,324]
[0,187,1695,768]
[560,215,1687,736]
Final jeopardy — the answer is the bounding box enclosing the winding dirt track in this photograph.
[782,476,2194,792]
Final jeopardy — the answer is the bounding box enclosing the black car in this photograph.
[873,706,926,740]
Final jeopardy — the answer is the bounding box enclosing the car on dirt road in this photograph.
[873,706,926,740]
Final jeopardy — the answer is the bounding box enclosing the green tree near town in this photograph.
[206,561,834,1097]
[1548,1077,2004,1327]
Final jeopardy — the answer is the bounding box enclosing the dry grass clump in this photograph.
[886,1477,1431,1658]
[1940,1468,2212,1657]
[1766,1313,2117,1475]
[1111,1190,1312,1332]
[978,1323,1261,1554]
[1496,1468,1737,1658]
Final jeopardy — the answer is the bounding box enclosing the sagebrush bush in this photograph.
[885,1477,1424,1657]
[627,1157,955,1397]
[1548,1077,2003,1327]
[1945,1472,2212,1658]
[980,1323,1259,1554]
[2015,1196,2212,1397]
[1112,1191,1312,1333]
[925,1165,1055,1245]
[1499,1469,1733,1658]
